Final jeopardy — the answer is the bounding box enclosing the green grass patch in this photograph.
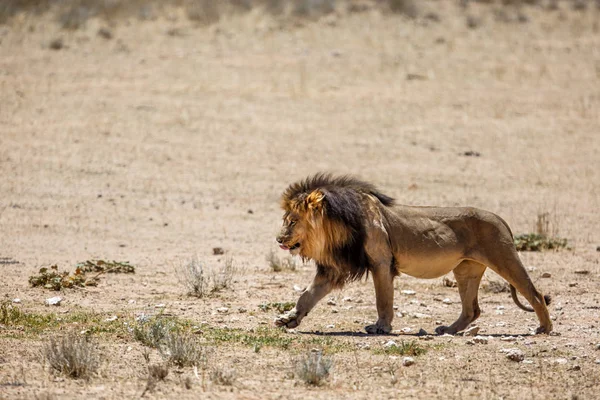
[373,340,428,356]
[258,302,295,314]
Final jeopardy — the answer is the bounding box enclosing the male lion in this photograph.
[274,174,552,335]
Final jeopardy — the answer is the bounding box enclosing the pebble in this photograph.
[326,324,335,329]
[574,270,589,275]
[473,336,489,344]
[331,309,338,313]
[496,322,506,327]
[155,303,166,308]
[216,307,229,314]
[411,312,431,319]
[416,328,429,336]
[327,299,336,306]
[45,296,62,306]
[104,316,118,322]
[400,327,412,334]
[343,297,353,302]
[463,326,480,336]
[384,340,398,348]
[357,343,370,350]
[442,298,452,304]
[501,348,525,362]
[238,307,247,313]
[568,282,578,287]
[595,359,600,364]
[553,358,568,365]
[541,272,552,278]
[12,298,21,304]
[402,357,415,366]
[293,285,303,292]
[595,343,600,350]
[501,336,517,342]
[401,290,416,296]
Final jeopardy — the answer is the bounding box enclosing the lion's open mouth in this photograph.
[280,243,300,251]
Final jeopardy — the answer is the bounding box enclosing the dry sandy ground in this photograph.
[1,2,600,399]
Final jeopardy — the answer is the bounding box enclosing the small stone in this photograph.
[527,266,537,272]
[496,305,505,310]
[465,340,475,345]
[12,298,21,304]
[501,348,525,362]
[327,299,336,306]
[416,328,429,336]
[400,327,412,334]
[569,365,581,371]
[574,270,589,275]
[384,340,398,348]
[216,307,229,314]
[128,299,136,304]
[396,311,405,318]
[554,358,568,365]
[331,309,338,313]
[126,346,132,352]
[238,307,247,313]
[293,285,303,292]
[357,343,370,350]
[155,303,166,308]
[473,336,488,344]
[343,297,353,302]
[411,312,431,319]
[401,290,416,296]
[212,247,225,255]
[49,38,63,50]
[45,296,62,306]
[595,359,600,364]
[402,357,415,366]
[463,326,480,336]
[442,298,452,304]
[97,27,113,40]
[501,336,517,342]
[595,343,600,350]
[568,282,578,287]
[104,316,118,322]
[443,277,457,287]
[326,324,335,329]
[496,322,506,327]
[541,272,552,278]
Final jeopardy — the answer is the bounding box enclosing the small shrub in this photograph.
[514,233,568,251]
[43,334,100,379]
[76,259,135,274]
[295,349,333,386]
[159,332,206,368]
[28,265,88,290]
[210,366,236,386]
[133,316,177,348]
[482,279,509,293]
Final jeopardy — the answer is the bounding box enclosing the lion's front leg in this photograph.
[365,264,395,335]
[274,270,333,329]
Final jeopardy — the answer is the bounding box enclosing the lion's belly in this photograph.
[395,254,463,279]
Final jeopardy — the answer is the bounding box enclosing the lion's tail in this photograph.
[509,285,552,312]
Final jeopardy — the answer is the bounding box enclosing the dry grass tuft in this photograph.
[295,349,333,386]
[177,256,236,298]
[43,333,100,379]
[266,250,301,272]
[159,332,206,368]
[210,366,236,386]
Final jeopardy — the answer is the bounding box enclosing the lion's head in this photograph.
[277,174,395,286]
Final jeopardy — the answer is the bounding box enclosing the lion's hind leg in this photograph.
[435,260,486,335]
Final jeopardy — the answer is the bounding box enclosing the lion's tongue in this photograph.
[279,244,289,250]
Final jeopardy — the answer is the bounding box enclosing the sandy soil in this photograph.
[1,2,599,399]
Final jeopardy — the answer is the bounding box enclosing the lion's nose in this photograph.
[276,236,283,244]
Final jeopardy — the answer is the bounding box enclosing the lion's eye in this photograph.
[289,220,296,227]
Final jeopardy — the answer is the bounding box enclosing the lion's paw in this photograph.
[535,325,552,335]
[435,325,458,335]
[274,310,300,329]
[365,323,392,335]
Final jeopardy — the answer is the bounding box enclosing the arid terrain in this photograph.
[1,1,599,399]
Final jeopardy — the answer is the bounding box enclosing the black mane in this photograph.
[283,173,395,286]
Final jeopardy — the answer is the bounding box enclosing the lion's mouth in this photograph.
[280,243,300,251]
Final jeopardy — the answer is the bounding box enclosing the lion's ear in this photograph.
[305,190,325,212]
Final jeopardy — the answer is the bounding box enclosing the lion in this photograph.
[274,173,552,335]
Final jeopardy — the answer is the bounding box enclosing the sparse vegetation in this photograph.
[43,333,100,379]
[177,256,236,298]
[141,363,169,397]
[28,265,88,290]
[514,233,568,251]
[375,340,427,356]
[295,349,333,386]
[133,315,180,348]
[258,301,295,314]
[267,250,301,272]
[77,259,135,274]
